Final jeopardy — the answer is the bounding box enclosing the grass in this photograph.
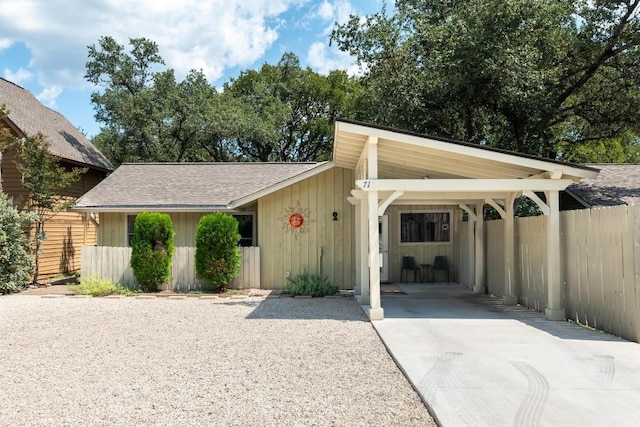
[67,275,135,297]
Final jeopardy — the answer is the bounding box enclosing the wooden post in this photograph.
[473,202,486,294]
[545,190,565,320]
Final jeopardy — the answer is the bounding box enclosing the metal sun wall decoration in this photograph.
[278,201,313,239]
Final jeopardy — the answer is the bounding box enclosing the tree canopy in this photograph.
[332,0,640,159]
[86,37,360,165]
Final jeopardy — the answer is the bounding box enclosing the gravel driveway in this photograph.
[1,294,435,426]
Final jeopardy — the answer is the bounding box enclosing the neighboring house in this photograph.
[563,164,640,208]
[0,78,113,279]
[74,120,598,320]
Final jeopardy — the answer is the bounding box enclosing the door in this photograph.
[379,215,389,282]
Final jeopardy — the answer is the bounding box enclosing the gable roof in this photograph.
[333,119,598,181]
[73,162,331,212]
[565,164,640,207]
[0,78,113,171]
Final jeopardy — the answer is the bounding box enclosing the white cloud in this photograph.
[315,0,357,35]
[0,38,12,51]
[0,0,307,88]
[318,1,334,21]
[36,86,62,108]
[3,67,33,84]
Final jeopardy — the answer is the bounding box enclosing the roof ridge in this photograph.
[0,77,26,91]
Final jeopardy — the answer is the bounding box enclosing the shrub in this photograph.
[0,193,36,294]
[69,275,133,297]
[285,271,338,297]
[130,212,174,292]
[195,213,241,291]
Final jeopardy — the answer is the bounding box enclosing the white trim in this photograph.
[356,179,575,192]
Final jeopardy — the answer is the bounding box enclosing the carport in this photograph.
[332,120,599,321]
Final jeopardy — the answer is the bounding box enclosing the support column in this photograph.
[503,194,517,304]
[544,190,565,321]
[473,202,486,294]
[358,197,370,305]
[354,201,362,296]
[466,213,474,289]
[368,190,383,320]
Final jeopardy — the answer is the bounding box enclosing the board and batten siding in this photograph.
[257,166,355,289]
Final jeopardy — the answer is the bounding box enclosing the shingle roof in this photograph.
[73,162,329,210]
[566,164,640,207]
[0,78,113,171]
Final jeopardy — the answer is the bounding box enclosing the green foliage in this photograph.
[9,132,86,284]
[130,212,174,292]
[195,213,241,292]
[0,193,36,294]
[332,0,640,158]
[69,275,133,297]
[222,52,361,161]
[285,271,339,297]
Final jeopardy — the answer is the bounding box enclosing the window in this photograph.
[400,211,451,243]
[127,214,136,246]
[233,214,254,247]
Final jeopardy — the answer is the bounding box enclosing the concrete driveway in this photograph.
[372,283,640,427]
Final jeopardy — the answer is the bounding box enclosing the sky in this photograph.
[0,0,387,138]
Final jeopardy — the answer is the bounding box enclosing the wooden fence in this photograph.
[482,205,640,342]
[81,246,260,291]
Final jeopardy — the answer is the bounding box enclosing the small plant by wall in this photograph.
[68,275,134,297]
[130,212,174,292]
[195,213,241,292]
[285,271,338,297]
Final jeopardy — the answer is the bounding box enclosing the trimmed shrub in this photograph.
[285,271,338,297]
[0,193,36,294]
[130,212,174,292]
[195,213,241,291]
[69,275,133,297]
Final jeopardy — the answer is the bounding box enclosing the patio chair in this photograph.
[432,256,450,283]
[401,256,420,283]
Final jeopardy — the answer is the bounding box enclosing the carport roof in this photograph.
[333,120,598,181]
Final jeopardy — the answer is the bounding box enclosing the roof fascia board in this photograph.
[229,162,335,208]
[71,206,232,213]
[356,178,574,192]
[336,121,598,180]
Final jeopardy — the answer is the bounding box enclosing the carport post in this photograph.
[368,189,383,320]
[503,194,518,305]
[473,202,486,294]
[354,200,362,297]
[544,190,565,321]
[359,197,370,305]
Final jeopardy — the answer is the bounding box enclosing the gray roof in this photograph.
[0,78,113,171]
[567,164,640,207]
[73,162,329,210]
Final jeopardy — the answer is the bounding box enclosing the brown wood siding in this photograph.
[37,210,97,279]
[1,148,29,209]
[257,167,355,290]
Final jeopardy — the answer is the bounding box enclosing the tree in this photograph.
[195,213,241,292]
[10,133,86,284]
[86,36,232,166]
[130,212,174,292]
[222,52,362,161]
[0,193,36,294]
[332,0,640,158]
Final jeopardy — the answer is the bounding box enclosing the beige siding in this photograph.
[384,205,459,283]
[258,167,355,289]
[98,212,126,246]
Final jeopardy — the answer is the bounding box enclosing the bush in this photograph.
[0,193,36,294]
[195,213,241,291]
[69,275,133,297]
[285,271,338,297]
[130,212,174,292]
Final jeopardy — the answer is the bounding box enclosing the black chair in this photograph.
[432,256,450,283]
[401,256,419,283]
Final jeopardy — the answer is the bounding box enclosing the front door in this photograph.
[379,215,389,282]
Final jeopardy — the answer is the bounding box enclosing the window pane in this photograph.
[127,215,136,246]
[233,214,254,247]
[400,212,450,243]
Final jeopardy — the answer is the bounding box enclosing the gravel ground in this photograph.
[0,294,436,427]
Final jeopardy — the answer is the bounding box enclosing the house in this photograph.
[0,78,113,279]
[73,120,598,320]
[563,164,640,208]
